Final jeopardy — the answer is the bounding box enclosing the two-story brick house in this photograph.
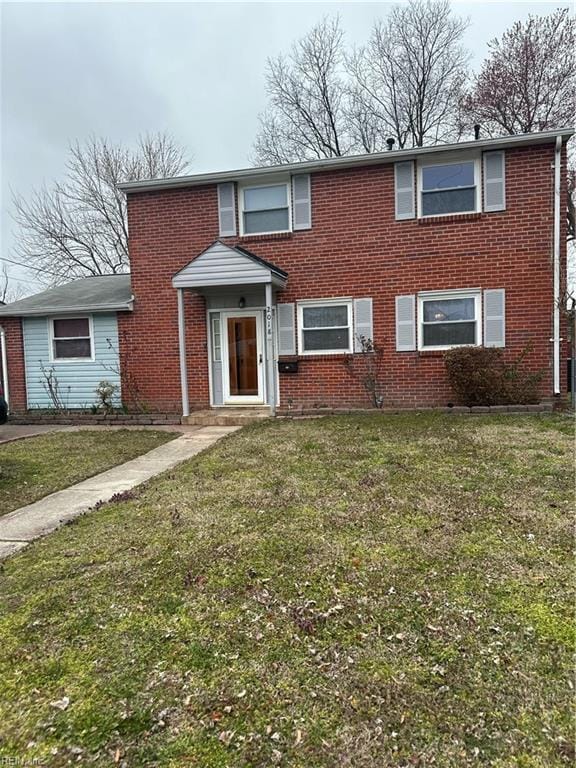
[115,128,570,416]
[0,128,571,417]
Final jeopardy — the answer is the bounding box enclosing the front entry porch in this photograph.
[172,241,288,420]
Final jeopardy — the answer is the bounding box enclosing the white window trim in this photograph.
[297,298,353,356]
[417,153,481,219]
[239,178,292,237]
[417,289,482,351]
[210,314,222,362]
[48,315,95,363]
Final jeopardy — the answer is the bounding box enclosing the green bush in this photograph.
[444,346,543,406]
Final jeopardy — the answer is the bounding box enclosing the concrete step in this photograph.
[182,408,272,427]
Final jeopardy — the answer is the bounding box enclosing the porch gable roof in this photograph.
[172,241,287,289]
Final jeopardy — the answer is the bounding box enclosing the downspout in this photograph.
[177,288,190,418]
[0,326,9,412]
[265,282,276,416]
[553,135,562,395]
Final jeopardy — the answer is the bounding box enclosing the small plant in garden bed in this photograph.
[94,380,119,414]
[343,335,385,408]
[444,345,543,407]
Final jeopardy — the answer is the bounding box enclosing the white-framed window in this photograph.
[50,316,94,361]
[418,156,480,217]
[211,314,222,362]
[240,181,291,235]
[297,299,353,355]
[418,290,481,350]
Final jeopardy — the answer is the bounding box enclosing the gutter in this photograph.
[0,326,9,412]
[0,300,134,318]
[118,127,574,194]
[553,135,562,395]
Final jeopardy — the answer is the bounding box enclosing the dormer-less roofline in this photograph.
[118,128,574,195]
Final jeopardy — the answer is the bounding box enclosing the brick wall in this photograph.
[121,141,567,411]
[1,317,27,411]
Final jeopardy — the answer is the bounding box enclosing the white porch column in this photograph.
[177,288,190,417]
[265,282,277,415]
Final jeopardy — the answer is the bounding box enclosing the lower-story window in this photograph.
[418,290,481,350]
[298,299,353,355]
[50,317,93,360]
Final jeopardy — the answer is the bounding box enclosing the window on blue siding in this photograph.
[52,317,92,359]
[421,161,477,216]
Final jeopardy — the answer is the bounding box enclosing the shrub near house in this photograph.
[444,346,543,406]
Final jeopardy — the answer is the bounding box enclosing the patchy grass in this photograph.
[0,414,573,767]
[0,429,177,514]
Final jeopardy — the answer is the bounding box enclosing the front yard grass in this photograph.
[0,414,573,767]
[0,429,177,515]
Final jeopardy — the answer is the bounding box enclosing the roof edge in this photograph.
[0,301,134,318]
[119,128,574,194]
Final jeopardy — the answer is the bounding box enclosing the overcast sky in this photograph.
[0,0,569,294]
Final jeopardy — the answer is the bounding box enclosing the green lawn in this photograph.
[0,429,177,515]
[0,414,573,767]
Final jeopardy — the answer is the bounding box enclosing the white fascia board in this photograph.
[118,128,574,195]
[0,302,134,317]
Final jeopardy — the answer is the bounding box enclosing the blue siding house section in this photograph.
[23,313,122,409]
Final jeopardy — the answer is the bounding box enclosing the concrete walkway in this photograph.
[0,425,239,559]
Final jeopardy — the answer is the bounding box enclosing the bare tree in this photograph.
[463,9,575,136]
[253,3,470,163]
[348,0,470,150]
[0,263,25,304]
[12,133,190,285]
[253,17,355,165]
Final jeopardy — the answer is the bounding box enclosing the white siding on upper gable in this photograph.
[173,242,273,288]
[23,313,121,409]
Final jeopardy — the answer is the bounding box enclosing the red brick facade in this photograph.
[1,317,27,411]
[119,140,567,412]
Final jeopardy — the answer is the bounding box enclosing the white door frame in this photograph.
[221,310,266,405]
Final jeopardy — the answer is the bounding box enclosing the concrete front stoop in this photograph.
[183,408,272,427]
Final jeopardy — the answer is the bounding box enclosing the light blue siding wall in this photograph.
[23,313,121,409]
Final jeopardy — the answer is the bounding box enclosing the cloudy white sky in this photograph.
[0,0,570,294]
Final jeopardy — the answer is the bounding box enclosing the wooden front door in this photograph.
[223,313,264,403]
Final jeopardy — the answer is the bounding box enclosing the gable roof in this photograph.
[172,241,287,289]
[119,127,574,195]
[0,274,133,317]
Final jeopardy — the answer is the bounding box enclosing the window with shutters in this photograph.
[418,156,480,217]
[239,181,291,235]
[418,290,481,350]
[297,299,353,355]
[50,317,93,361]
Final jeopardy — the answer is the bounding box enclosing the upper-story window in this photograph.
[419,159,479,217]
[240,183,291,235]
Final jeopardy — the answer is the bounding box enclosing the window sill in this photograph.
[239,232,294,243]
[283,353,351,362]
[418,212,482,225]
[416,350,446,358]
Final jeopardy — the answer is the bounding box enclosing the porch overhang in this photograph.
[172,241,287,290]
